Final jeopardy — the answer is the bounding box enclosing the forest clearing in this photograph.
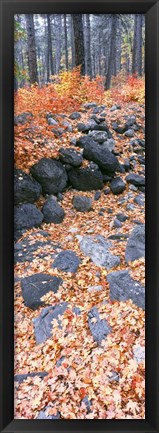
[14,14,145,420]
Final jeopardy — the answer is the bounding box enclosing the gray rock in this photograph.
[80,235,120,269]
[42,197,65,224]
[88,307,111,344]
[88,130,108,143]
[125,116,136,128]
[33,303,68,344]
[116,213,128,222]
[84,102,97,109]
[68,164,103,191]
[14,169,42,205]
[125,225,145,263]
[21,273,62,310]
[123,158,130,172]
[59,148,83,167]
[14,112,33,125]
[48,117,58,126]
[83,142,120,175]
[126,173,145,186]
[126,203,136,211]
[133,346,145,364]
[114,219,122,228]
[107,270,145,309]
[14,203,43,240]
[73,195,92,212]
[52,128,64,137]
[69,112,81,120]
[62,120,73,132]
[110,177,126,195]
[52,250,80,273]
[134,194,145,206]
[14,233,60,264]
[124,129,134,138]
[30,158,68,194]
[77,123,90,132]
[129,184,138,191]
[94,191,101,201]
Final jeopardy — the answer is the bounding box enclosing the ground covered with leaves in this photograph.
[14,74,145,419]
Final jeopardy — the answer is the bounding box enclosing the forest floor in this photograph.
[14,90,145,419]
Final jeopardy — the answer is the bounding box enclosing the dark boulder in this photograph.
[59,148,83,167]
[14,203,43,239]
[14,169,42,204]
[42,197,65,224]
[30,158,68,194]
[21,273,63,309]
[69,112,81,120]
[33,303,68,344]
[88,307,111,344]
[68,164,103,191]
[83,142,120,175]
[52,250,81,273]
[110,177,126,195]
[125,224,145,263]
[107,270,145,309]
[90,123,112,138]
[126,173,145,186]
[76,135,96,149]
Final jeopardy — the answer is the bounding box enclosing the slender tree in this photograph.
[63,15,69,69]
[132,14,143,75]
[105,14,118,89]
[25,14,38,84]
[47,14,54,79]
[72,14,85,75]
[71,15,75,68]
[85,14,92,77]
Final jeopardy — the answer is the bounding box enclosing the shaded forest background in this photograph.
[14,14,145,91]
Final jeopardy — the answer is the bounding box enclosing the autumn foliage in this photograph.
[15,67,145,119]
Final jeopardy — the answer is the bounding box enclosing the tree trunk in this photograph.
[63,15,69,69]
[85,14,92,77]
[25,14,38,84]
[72,14,85,75]
[47,14,54,78]
[136,14,142,75]
[132,14,143,76]
[55,15,62,73]
[71,15,75,68]
[105,14,118,90]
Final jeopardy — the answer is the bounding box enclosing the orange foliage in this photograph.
[106,72,145,105]
[14,67,105,119]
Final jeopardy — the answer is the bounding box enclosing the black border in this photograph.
[0,0,159,432]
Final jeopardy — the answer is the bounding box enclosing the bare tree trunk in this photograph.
[85,14,92,77]
[47,14,54,78]
[71,15,75,68]
[25,14,38,84]
[116,18,121,74]
[72,14,85,75]
[55,15,62,73]
[136,14,142,75]
[132,14,143,76]
[105,14,118,90]
[63,15,69,69]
